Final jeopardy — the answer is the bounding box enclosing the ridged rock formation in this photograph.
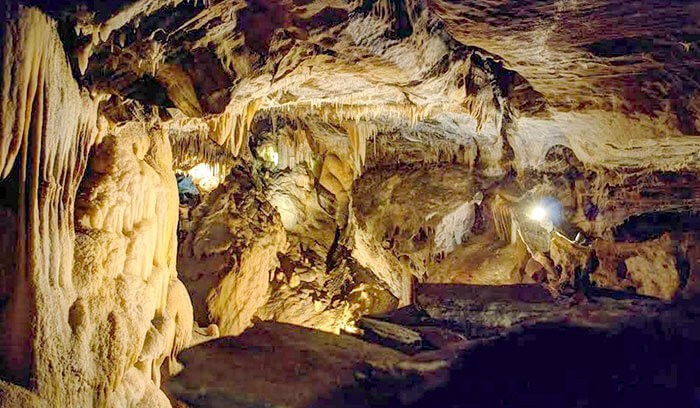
[1,0,699,406]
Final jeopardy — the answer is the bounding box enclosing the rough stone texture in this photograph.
[166,286,700,408]
[428,232,530,284]
[416,284,557,336]
[71,121,183,406]
[2,0,700,406]
[357,317,423,354]
[0,13,187,401]
[178,165,287,335]
[431,0,700,134]
[0,7,184,407]
[164,321,406,408]
[592,233,682,300]
[683,232,700,297]
[0,380,47,408]
[0,9,102,400]
[59,0,698,176]
[353,165,479,270]
[548,233,593,291]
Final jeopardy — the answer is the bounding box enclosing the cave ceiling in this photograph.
[14,0,700,173]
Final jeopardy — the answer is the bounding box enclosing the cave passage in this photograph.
[0,1,699,407]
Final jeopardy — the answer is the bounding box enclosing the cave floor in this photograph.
[166,284,700,408]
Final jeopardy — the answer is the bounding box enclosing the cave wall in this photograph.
[178,165,287,335]
[1,8,187,406]
[0,1,699,406]
[0,7,102,402]
[176,122,405,335]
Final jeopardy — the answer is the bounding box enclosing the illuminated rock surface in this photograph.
[165,286,700,408]
[0,0,699,406]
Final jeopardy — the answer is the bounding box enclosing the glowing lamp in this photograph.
[528,204,548,222]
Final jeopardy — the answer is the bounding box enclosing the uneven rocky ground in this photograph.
[0,0,698,406]
[166,284,700,408]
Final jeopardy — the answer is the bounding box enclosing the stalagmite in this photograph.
[161,278,194,378]
[72,122,180,406]
[0,7,101,403]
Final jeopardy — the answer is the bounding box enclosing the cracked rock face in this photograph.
[1,0,699,407]
[178,165,287,335]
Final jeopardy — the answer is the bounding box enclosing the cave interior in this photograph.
[1,0,700,407]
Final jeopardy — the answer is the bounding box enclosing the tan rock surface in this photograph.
[592,233,682,300]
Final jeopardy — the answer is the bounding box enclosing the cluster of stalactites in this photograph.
[274,123,315,170]
[276,102,427,128]
[461,53,510,135]
[492,195,517,244]
[208,99,262,157]
[0,6,101,295]
[462,80,505,134]
[265,100,485,176]
[168,126,237,174]
[343,121,378,175]
[268,103,430,174]
[365,131,476,169]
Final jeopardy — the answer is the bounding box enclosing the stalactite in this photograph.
[463,86,503,134]
[434,201,477,254]
[275,102,427,128]
[343,121,378,175]
[168,127,236,176]
[276,125,314,170]
[492,195,516,243]
[365,131,476,169]
[207,98,262,157]
[462,55,505,134]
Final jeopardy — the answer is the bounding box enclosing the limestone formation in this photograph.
[178,165,287,335]
[1,0,699,406]
[592,234,682,300]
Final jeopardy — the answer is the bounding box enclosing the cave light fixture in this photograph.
[528,204,549,222]
[526,197,565,234]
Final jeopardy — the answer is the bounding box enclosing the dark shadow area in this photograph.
[614,211,700,243]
